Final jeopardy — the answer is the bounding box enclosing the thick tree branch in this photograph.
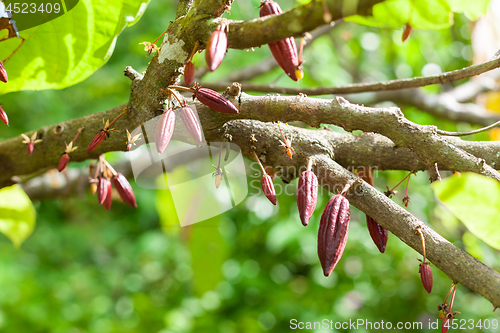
[4,92,500,187]
[224,0,384,49]
[313,156,500,309]
[218,117,500,307]
[20,122,500,200]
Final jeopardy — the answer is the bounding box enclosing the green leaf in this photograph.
[433,173,500,250]
[0,0,150,95]
[0,185,36,248]
[346,0,453,30]
[444,0,491,21]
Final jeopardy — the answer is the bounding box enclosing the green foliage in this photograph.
[346,0,490,29]
[0,0,150,95]
[0,185,35,247]
[433,173,500,250]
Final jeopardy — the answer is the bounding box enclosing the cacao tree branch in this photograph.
[4,92,500,187]
[176,0,194,18]
[224,0,384,49]
[201,56,500,94]
[16,116,500,308]
[219,116,500,308]
[312,155,500,310]
[353,89,500,127]
[19,121,500,199]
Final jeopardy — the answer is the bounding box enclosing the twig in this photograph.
[202,57,500,95]
[436,119,500,136]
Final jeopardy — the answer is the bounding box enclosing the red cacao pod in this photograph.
[103,181,113,210]
[260,1,300,81]
[0,105,9,126]
[180,106,203,143]
[97,177,110,205]
[184,62,195,86]
[87,130,107,152]
[205,30,227,72]
[297,170,318,226]
[155,109,176,153]
[442,317,449,333]
[58,153,70,172]
[419,262,433,293]
[402,23,413,42]
[318,194,350,276]
[261,174,277,205]
[111,173,137,208]
[195,87,239,114]
[366,216,388,253]
[0,60,7,83]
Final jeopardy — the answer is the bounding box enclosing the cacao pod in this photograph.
[111,173,137,208]
[366,216,388,253]
[297,170,318,226]
[184,62,195,86]
[87,130,107,152]
[155,109,176,153]
[0,60,7,83]
[318,194,350,276]
[419,262,433,293]
[97,177,110,205]
[261,174,277,205]
[260,1,300,81]
[103,181,113,210]
[180,106,203,143]
[58,153,70,172]
[205,30,227,72]
[0,105,9,126]
[195,87,239,114]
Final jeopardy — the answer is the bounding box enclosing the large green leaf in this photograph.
[0,0,150,95]
[346,0,456,30]
[433,173,500,250]
[444,0,491,21]
[0,185,36,247]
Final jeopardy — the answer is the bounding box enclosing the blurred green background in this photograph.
[0,0,499,332]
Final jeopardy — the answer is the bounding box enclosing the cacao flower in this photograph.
[194,87,239,114]
[103,181,113,210]
[260,0,301,81]
[155,108,176,153]
[318,194,350,276]
[366,216,388,253]
[21,132,42,155]
[0,105,8,126]
[97,177,110,205]
[180,106,203,143]
[419,262,433,293]
[205,29,227,72]
[87,130,107,152]
[261,174,277,205]
[184,61,195,86]
[58,154,70,172]
[111,173,137,208]
[0,60,7,83]
[297,170,318,226]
